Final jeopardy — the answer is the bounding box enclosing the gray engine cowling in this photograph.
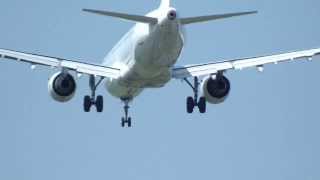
[48,72,76,102]
[201,75,231,104]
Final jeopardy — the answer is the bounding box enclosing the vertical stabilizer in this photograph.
[160,0,170,8]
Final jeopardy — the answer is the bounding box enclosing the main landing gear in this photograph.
[184,77,206,114]
[121,98,132,128]
[84,75,105,112]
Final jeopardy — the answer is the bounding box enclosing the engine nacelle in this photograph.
[201,75,231,104]
[48,72,76,102]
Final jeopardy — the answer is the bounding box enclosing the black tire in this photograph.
[187,96,195,113]
[121,117,125,127]
[96,95,104,113]
[198,97,207,113]
[128,117,132,127]
[84,96,91,112]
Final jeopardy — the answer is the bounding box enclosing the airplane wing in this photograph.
[172,48,320,79]
[0,49,120,78]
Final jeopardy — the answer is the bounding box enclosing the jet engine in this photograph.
[48,72,76,102]
[201,75,231,104]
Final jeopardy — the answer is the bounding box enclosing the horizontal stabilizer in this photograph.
[180,11,258,25]
[83,9,158,24]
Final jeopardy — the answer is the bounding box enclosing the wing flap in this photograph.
[173,62,232,78]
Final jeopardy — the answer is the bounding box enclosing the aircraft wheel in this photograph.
[187,96,195,113]
[128,117,132,127]
[198,97,207,113]
[121,117,126,127]
[84,95,91,112]
[96,95,104,112]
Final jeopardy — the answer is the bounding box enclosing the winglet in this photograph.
[83,9,158,24]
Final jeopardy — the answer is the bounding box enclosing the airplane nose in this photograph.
[167,10,177,20]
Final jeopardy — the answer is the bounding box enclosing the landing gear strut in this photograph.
[84,75,105,112]
[121,99,132,127]
[184,77,206,113]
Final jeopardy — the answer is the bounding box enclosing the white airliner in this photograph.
[0,0,319,127]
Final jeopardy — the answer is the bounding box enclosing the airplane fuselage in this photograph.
[104,8,184,99]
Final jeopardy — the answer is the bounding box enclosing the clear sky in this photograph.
[0,0,319,179]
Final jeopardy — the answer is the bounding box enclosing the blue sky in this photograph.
[0,0,319,179]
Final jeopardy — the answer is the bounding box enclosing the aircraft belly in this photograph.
[122,65,171,88]
[105,60,171,99]
[105,77,142,99]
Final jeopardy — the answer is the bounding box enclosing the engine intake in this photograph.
[201,75,231,104]
[48,72,76,102]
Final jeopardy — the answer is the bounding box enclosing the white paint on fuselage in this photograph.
[104,7,184,100]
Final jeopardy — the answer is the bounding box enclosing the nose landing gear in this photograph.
[121,98,132,128]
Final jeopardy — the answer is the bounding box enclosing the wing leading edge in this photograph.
[0,49,120,79]
[172,48,320,79]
